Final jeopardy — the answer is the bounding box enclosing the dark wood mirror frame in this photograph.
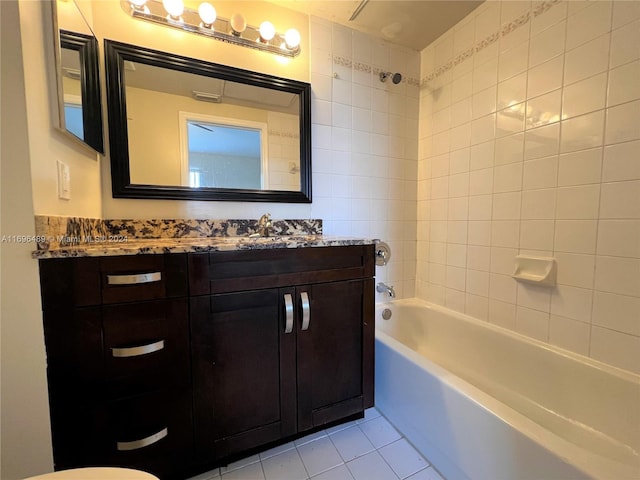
[104,39,312,203]
[60,30,104,153]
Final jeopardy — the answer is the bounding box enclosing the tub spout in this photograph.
[376,282,396,298]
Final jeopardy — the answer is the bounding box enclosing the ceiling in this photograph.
[268,0,483,51]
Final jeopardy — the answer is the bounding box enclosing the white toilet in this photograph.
[24,467,159,480]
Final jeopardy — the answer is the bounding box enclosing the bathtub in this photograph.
[374,298,640,480]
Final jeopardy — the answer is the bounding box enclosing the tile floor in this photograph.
[187,408,445,480]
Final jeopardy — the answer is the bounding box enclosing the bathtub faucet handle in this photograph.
[376,282,396,298]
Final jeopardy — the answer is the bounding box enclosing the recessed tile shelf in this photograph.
[512,255,557,286]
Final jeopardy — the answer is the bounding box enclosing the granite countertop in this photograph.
[32,235,377,259]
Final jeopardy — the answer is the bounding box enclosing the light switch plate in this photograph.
[57,160,71,200]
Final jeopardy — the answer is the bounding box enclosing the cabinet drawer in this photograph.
[102,299,190,395]
[189,245,375,295]
[100,255,187,304]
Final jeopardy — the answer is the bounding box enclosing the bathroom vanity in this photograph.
[36,228,375,479]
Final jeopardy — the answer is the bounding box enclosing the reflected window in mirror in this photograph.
[52,0,104,153]
[105,40,311,202]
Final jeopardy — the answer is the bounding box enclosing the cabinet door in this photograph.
[296,278,373,431]
[191,289,297,462]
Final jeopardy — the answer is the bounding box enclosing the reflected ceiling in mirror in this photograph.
[105,40,311,203]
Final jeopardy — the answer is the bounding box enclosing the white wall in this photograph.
[1,1,55,478]
[417,0,640,374]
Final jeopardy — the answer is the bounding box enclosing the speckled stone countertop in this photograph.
[32,216,375,259]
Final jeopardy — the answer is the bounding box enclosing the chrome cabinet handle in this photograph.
[112,340,165,358]
[107,272,162,285]
[284,293,294,334]
[117,427,167,451]
[300,291,310,331]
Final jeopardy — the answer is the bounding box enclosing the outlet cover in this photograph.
[57,160,71,200]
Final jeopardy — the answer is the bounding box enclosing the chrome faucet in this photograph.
[251,213,274,237]
[376,282,396,298]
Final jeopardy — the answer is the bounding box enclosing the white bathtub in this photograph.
[374,298,640,480]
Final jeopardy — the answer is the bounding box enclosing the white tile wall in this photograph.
[309,17,420,299]
[417,0,640,374]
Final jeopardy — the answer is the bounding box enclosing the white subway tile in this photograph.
[495,133,524,166]
[498,42,529,82]
[447,242,468,267]
[468,220,492,246]
[497,72,527,111]
[471,114,496,145]
[469,195,493,220]
[592,291,640,337]
[527,55,564,99]
[605,100,640,145]
[554,220,598,254]
[612,1,640,29]
[523,156,558,190]
[492,192,521,220]
[557,148,603,186]
[524,122,560,160]
[332,103,352,129]
[516,306,549,341]
[451,98,473,127]
[490,273,518,303]
[448,220,468,244]
[491,220,520,248]
[597,220,640,258]
[452,72,473,103]
[489,299,517,329]
[446,266,467,291]
[429,242,447,264]
[610,19,640,68]
[445,288,466,311]
[517,282,552,312]
[430,221,447,243]
[450,123,472,151]
[600,180,640,219]
[430,199,448,220]
[564,34,610,86]
[594,256,640,296]
[566,1,612,51]
[590,326,640,374]
[454,19,475,57]
[521,188,557,220]
[526,89,561,130]
[549,314,591,356]
[466,269,490,297]
[560,110,605,154]
[473,86,498,119]
[450,148,470,174]
[529,20,566,67]
[473,59,499,93]
[531,1,567,36]
[608,60,640,107]
[561,73,608,120]
[550,285,593,321]
[555,252,595,289]
[520,219,555,251]
[493,163,523,193]
[468,245,491,271]
[490,247,518,275]
[448,197,469,221]
[470,140,495,171]
[556,184,600,219]
[496,103,525,138]
[469,167,494,195]
[602,141,639,182]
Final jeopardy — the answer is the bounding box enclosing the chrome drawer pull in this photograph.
[107,272,162,285]
[300,291,310,331]
[112,340,165,358]
[117,427,167,451]
[284,293,294,334]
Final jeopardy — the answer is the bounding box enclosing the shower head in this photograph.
[379,71,402,84]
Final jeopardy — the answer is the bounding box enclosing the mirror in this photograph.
[52,0,104,153]
[104,40,312,203]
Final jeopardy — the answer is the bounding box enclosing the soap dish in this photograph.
[512,255,557,286]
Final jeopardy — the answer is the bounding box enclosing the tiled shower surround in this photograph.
[416,1,640,374]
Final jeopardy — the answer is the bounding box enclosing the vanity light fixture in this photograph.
[122,0,301,57]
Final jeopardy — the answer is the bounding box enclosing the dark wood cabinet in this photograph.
[39,244,374,479]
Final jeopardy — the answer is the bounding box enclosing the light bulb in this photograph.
[284,28,300,49]
[230,13,247,36]
[130,0,147,8]
[162,0,184,19]
[198,2,216,27]
[259,21,276,42]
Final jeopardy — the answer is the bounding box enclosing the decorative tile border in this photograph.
[34,216,323,250]
[333,55,421,87]
[421,0,561,87]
